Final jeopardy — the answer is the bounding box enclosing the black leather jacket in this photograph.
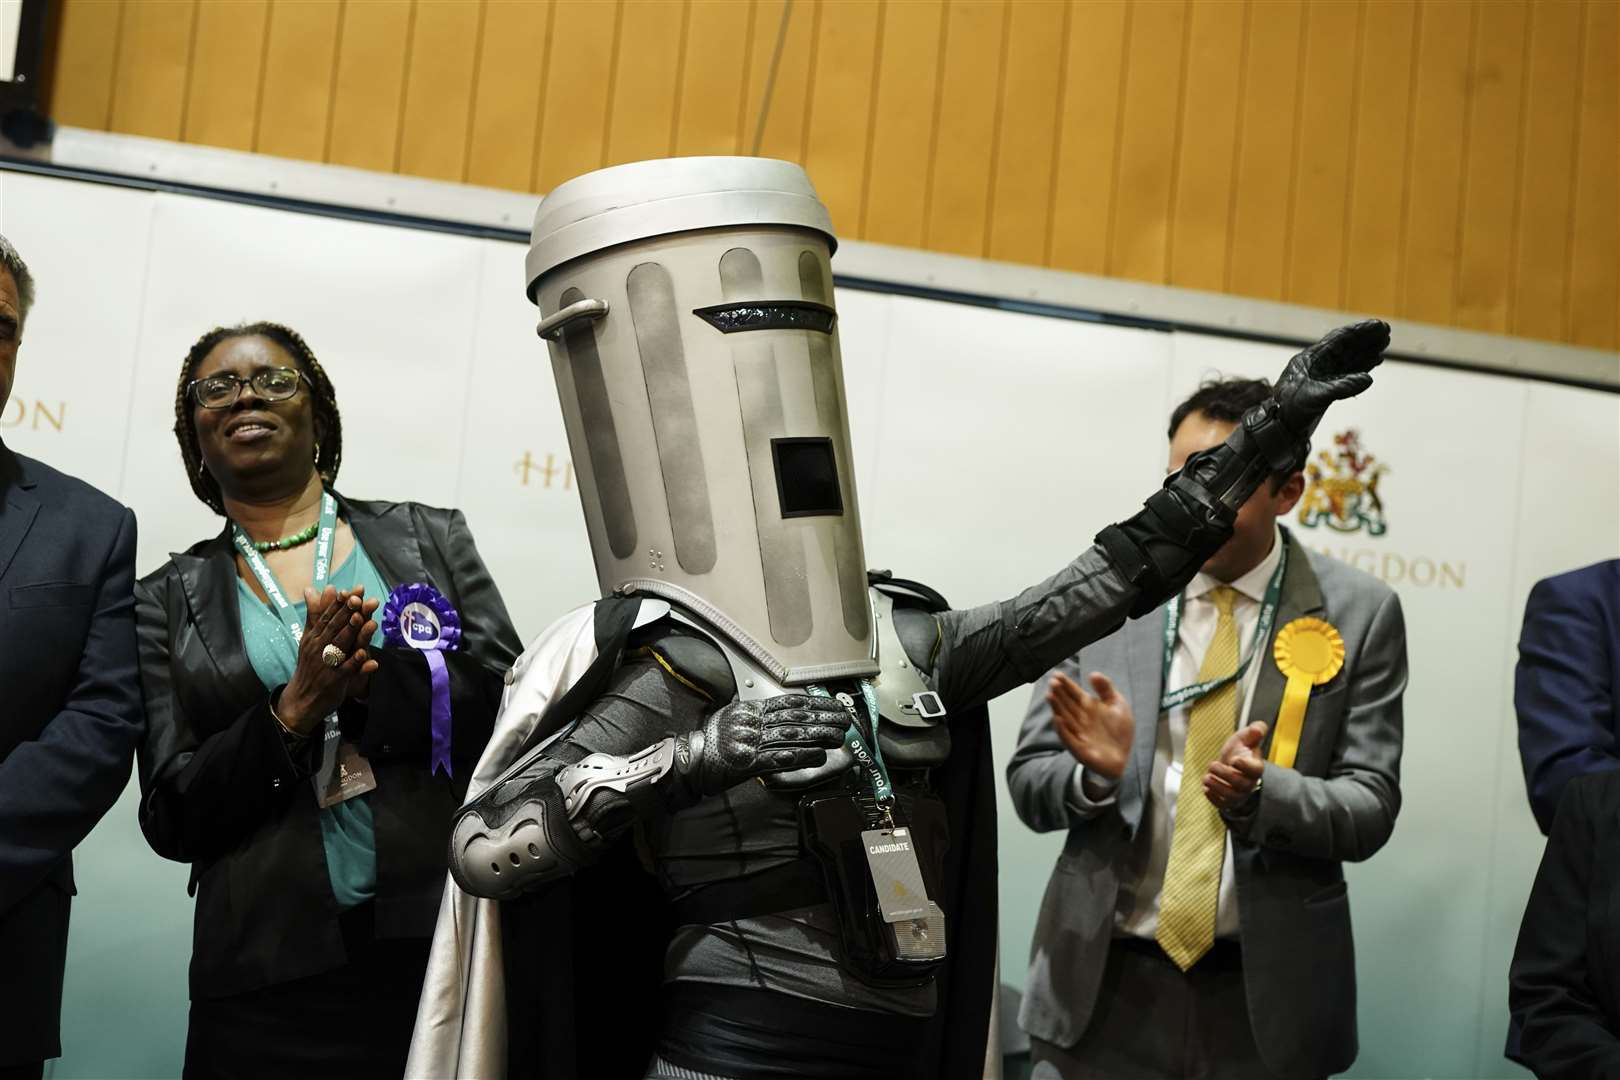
[134,495,521,999]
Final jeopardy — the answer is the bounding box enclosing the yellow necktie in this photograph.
[1157,585,1241,971]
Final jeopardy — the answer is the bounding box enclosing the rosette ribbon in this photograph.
[1269,617,1345,769]
[383,583,462,778]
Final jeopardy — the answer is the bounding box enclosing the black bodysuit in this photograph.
[534,545,1145,1077]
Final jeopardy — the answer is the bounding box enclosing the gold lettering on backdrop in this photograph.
[514,451,574,491]
[0,399,66,431]
[32,400,65,432]
[1312,545,1467,590]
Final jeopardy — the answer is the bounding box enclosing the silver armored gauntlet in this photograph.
[449,739,676,901]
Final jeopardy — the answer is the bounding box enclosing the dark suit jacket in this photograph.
[134,494,522,999]
[1517,560,1620,835]
[0,442,144,1065]
[1009,532,1407,1080]
[1511,768,1620,1079]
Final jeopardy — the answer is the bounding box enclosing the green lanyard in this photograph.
[230,491,339,643]
[806,681,894,811]
[1158,543,1287,713]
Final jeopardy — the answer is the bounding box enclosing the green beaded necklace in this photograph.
[253,520,320,552]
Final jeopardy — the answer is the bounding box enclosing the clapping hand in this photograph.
[1047,671,1134,781]
[1204,721,1267,811]
[276,585,380,735]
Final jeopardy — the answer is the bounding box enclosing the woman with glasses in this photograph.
[133,322,522,1077]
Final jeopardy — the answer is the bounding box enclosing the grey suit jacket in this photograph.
[1007,531,1406,1080]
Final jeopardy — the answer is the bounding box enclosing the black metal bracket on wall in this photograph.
[1,0,52,148]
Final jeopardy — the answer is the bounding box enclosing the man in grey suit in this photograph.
[1008,377,1407,1080]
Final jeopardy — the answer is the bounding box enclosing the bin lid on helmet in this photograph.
[525,156,837,300]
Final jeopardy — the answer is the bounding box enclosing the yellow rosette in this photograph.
[1270,617,1345,768]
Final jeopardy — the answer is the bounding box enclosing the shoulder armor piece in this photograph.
[627,619,738,703]
[891,606,941,672]
[879,724,951,768]
[666,607,792,701]
[871,590,947,729]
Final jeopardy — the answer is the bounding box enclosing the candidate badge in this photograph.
[1269,617,1345,769]
[382,584,462,778]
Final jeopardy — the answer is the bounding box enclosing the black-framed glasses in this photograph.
[188,367,302,409]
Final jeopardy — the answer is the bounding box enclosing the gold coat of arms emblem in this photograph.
[1298,429,1389,536]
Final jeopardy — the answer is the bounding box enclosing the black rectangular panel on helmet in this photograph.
[772,437,844,518]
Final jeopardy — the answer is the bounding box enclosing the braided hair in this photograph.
[172,322,343,515]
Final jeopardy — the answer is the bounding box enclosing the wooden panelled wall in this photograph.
[45,0,1620,350]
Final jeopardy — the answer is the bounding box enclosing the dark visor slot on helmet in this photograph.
[693,301,836,335]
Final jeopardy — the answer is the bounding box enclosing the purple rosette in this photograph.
[382,583,462,778]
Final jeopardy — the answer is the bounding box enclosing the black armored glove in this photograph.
[671,694,849,803]
[1262,319,1390,464]
[1098,319,1391,618]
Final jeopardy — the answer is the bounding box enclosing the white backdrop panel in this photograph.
[0,171,1614,1079]
[0,172,152,495]
[454,239,596,640]
[827,286,895,490]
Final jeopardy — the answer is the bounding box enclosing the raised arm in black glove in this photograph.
[1099,319,1389,615]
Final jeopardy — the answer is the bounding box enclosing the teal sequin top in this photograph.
[238,541,388,910]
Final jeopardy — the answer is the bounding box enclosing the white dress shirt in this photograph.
[1069,524,1284,940]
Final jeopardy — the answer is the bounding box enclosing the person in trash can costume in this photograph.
[421,157,1390,1080]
